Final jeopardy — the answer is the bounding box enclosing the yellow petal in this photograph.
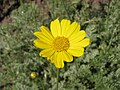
[51,52,64,68]
[62,51,73,62]
[34,39,51,49]
[61,19,71,36]
[34,32,52,44]
[40,48,55,57]
[73,38,90,47]
[40,26,54,40]
[50,19,61,37]
[66,22,80,37]
[69,30,86,44]
[57,52,64,68]
[49,52,57,63]
[67,47,84,57]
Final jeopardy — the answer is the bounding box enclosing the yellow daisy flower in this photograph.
[34,19,90,68]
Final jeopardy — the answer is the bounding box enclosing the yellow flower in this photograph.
[34,19,90,68]
[30,72,37,79]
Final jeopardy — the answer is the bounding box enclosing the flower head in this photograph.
[34,19,90,68]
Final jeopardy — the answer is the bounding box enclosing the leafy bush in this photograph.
[0,0,120,90]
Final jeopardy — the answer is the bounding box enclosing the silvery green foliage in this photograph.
[0,0,120,90]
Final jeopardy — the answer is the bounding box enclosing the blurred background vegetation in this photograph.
[0,0,120,90]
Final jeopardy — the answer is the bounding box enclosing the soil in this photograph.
[0,0,49,24]
[0,0,20,23]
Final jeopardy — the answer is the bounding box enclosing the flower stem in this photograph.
[57,68,59,90]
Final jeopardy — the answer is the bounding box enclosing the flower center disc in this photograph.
[53,36,69,52]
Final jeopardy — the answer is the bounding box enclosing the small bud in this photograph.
[30,72,37,79]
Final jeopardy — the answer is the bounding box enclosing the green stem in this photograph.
[56,68,59,90]
[75,60,78,73]
[74,59,80,77]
